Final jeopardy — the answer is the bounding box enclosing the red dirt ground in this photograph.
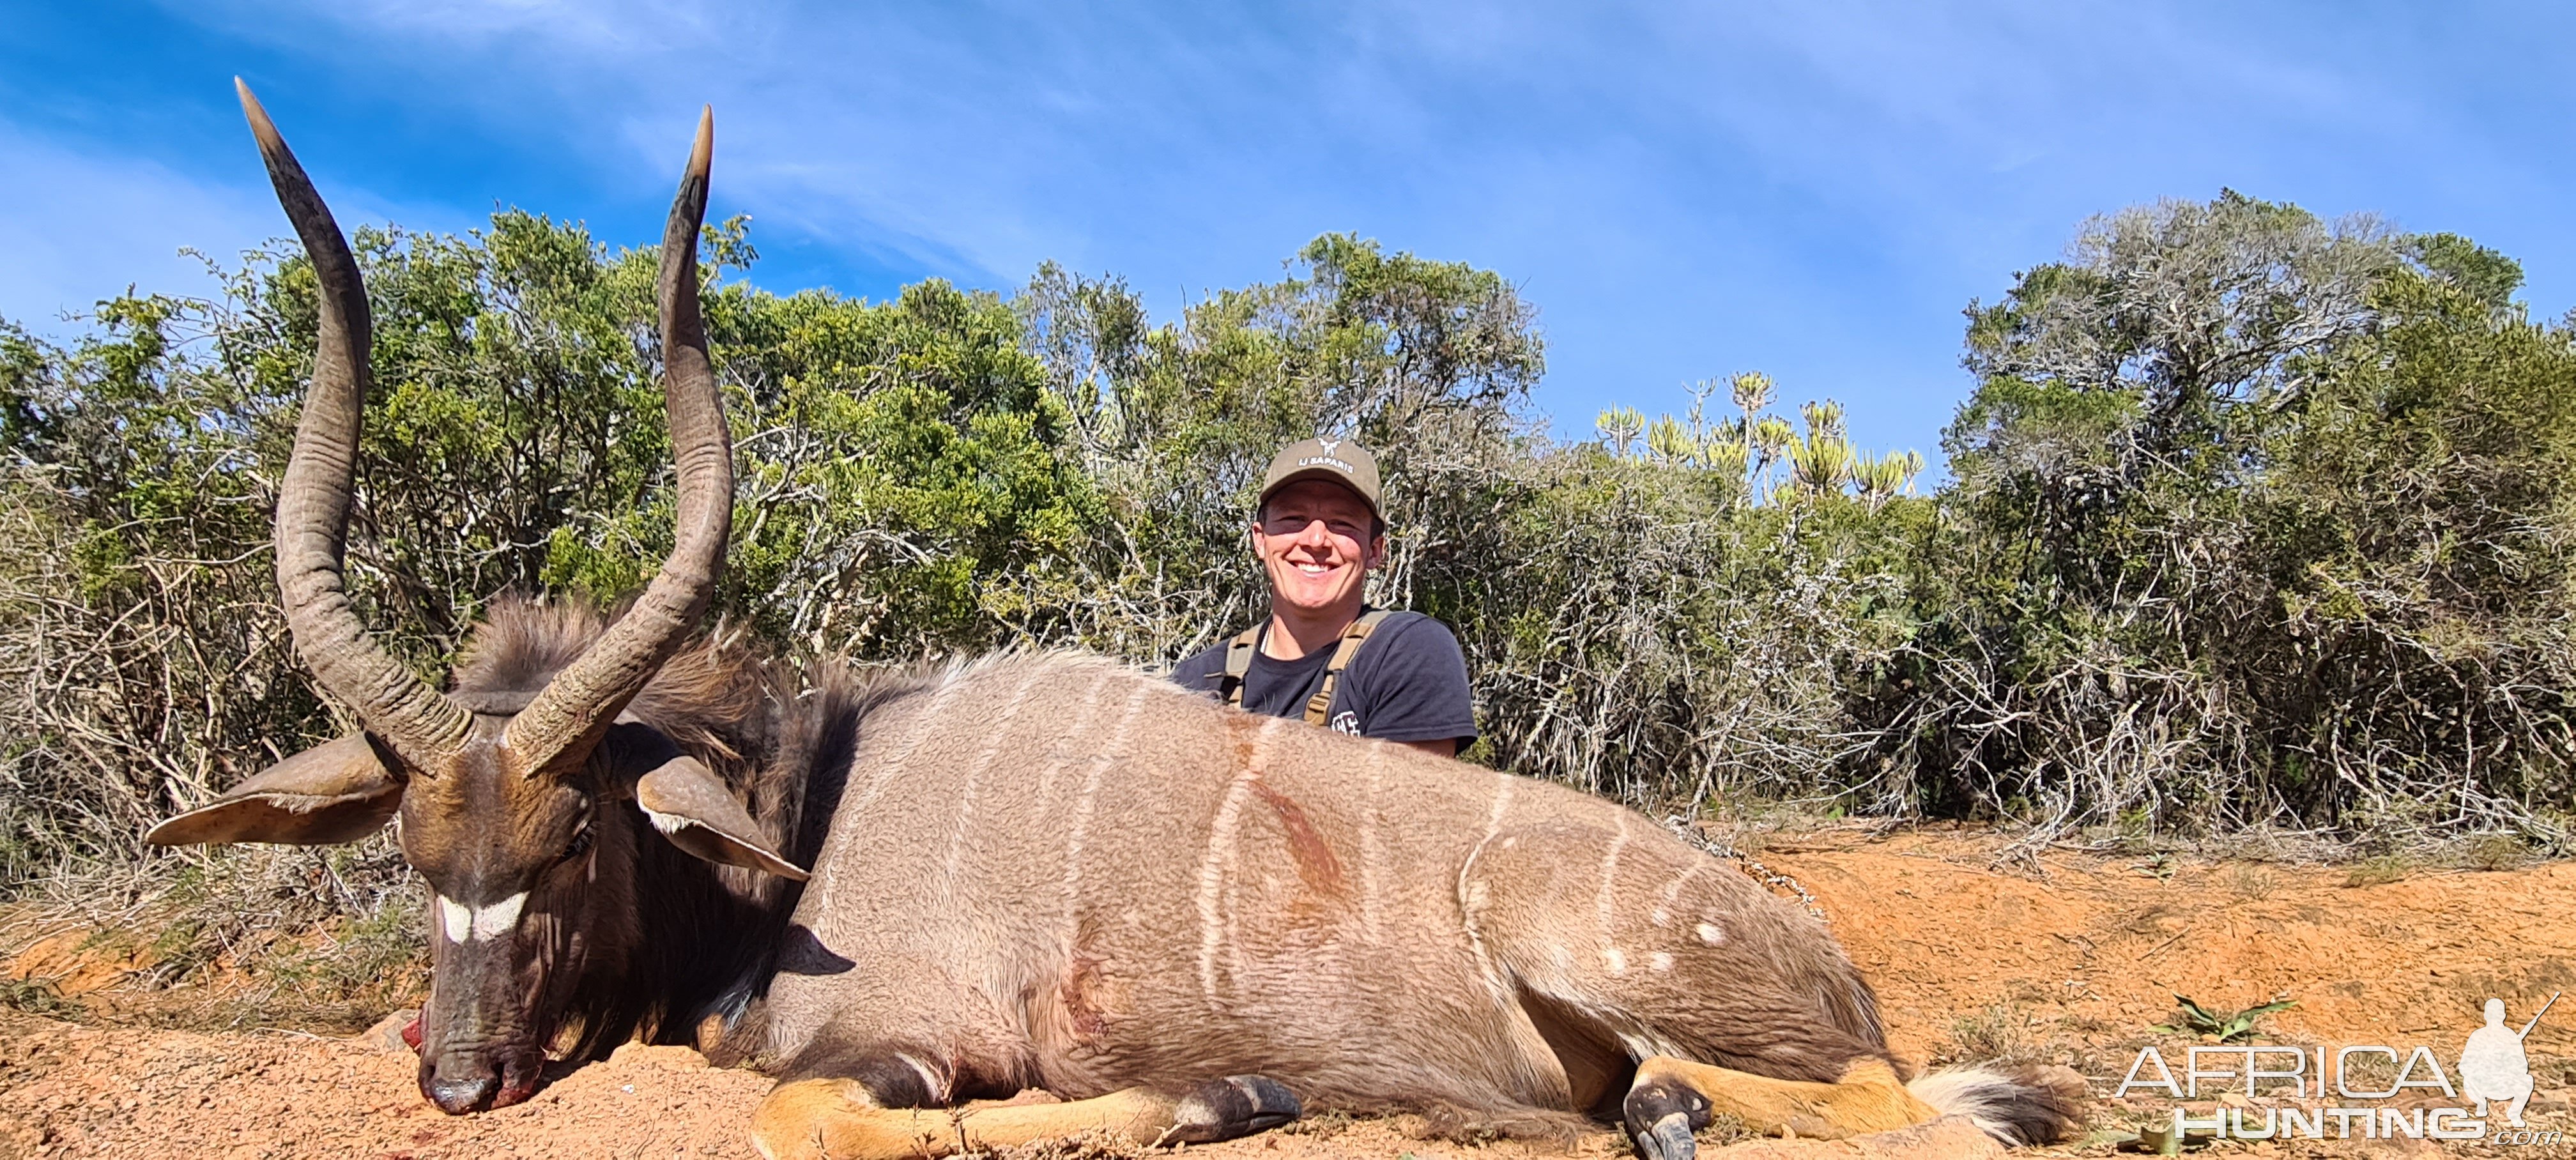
[4,828,2571,1158]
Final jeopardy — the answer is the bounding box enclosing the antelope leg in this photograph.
[751,1074,1300,1160]
[1621,1055,1938,1160]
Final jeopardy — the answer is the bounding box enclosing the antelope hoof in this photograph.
[1168,1075,1301,1143]
[1624,1081,1711,1160]
[1639,1114,1697,1160]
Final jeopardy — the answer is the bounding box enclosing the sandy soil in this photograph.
[4,828,2572,1158]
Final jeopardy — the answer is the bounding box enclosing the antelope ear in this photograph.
[634,753,810,881]
[146,734,401,846]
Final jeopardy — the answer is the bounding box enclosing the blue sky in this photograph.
[5,2,2571,467]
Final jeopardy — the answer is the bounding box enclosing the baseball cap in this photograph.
[1259,436,1383,523]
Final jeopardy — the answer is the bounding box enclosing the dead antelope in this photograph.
[148,84,2085,1160]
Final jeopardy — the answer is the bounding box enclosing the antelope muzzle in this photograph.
[414,894,567,1113]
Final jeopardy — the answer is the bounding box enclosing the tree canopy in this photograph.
[4,192,2570,889]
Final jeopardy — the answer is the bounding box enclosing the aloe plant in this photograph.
[1597,406,1646,458]
[2155,994,2297,1043]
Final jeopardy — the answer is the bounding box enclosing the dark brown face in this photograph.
[140,93,802,1121]
[397,732,622,1114]
[141,700,808,1115]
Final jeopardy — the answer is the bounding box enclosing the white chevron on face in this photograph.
[437,892,527,943]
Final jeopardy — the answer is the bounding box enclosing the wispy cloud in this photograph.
[27,0,2576,461]
[0,105,492,339]
[0,117,275,332]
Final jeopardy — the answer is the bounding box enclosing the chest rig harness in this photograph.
[1218,609,1395,726]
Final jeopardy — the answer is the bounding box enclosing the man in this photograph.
[1172,437,1477,757]
[2460,996,2540,1127]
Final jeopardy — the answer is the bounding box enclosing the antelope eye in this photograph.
[565,820,595,860]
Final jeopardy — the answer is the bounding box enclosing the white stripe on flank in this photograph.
[1455,774,1519,1005]
[1229,718,1284,987]
[1481,772,1516,844]
[1653,859,1703,927]
[1359,752,1386,939]
[436,892,527,943]
[822,677,969,901]
[1595,813,1630,949]
[1195,718,1278,1000]
[1036,671,1114,802]
[942,667,1046,891]
[848,676,968,815]
[1061,682,1147,915]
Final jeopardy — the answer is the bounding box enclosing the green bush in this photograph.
[4,193,2570,906]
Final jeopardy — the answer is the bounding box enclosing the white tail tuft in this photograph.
[1908,1063,2087,1146]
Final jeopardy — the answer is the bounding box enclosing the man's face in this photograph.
[1252,478,1383,620]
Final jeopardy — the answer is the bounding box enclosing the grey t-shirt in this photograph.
[1172,611,1477,746]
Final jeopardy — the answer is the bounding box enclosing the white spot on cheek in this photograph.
[1603,947,1627,975]
[1652,952,1675,973]
[1696,922,1724,946]
[1651,908,1671,927]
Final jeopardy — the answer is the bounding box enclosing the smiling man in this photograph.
[1172,438,1477,758]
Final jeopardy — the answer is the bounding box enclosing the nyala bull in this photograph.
[148,83,2084,1160]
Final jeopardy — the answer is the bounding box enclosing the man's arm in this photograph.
[1350,615,1476,754]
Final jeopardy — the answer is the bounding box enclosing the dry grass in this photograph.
[0,976,85,1020]
[1943,1003,2030,1065]
[2,840,425,1033]
[2462,831,2531,872]
[2225,862,2278,899]
[1694,1113,1754,1149]
[2342,853,2413,887]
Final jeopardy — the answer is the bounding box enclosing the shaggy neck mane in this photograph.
[441,598,903,1061]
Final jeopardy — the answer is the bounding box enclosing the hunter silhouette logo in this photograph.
[2464,994,2553,1127]
[1317,438,1340,454]
[2115,991,2561,1144]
